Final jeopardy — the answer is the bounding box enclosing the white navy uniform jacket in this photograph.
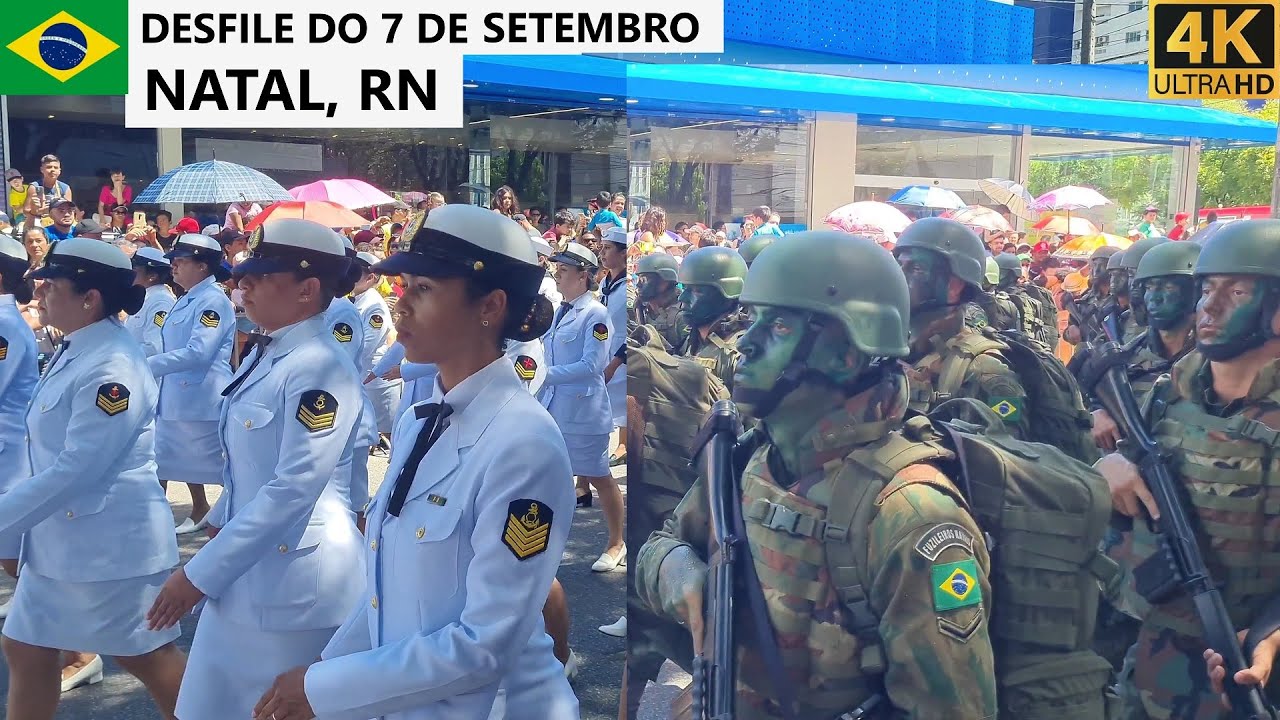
[326,296,365,371]
[539,273,562,305]
[184,314,366,632]
[0,297,40,554]
[305,356,574,720]
[537,292,612,435]
[148,275,234,422]
[600,272,628,420]
[0,318,178,581]
[125,284,176,358]
[352,288,394,379]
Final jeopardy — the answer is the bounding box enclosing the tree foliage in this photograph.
[1196,99,1276,208]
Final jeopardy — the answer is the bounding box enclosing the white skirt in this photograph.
[562,432,610,477]
[364,379,403,435]
[1,568,180,657]
[155,420,224,485]
[177,599,337,720]
[607,373,627,427]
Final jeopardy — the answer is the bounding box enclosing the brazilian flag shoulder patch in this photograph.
[333,322,354,343]
[369,314,384,330]
[502,499,553,560]
[95,383,130,416]
[296,389,338,432]
[514,355,537,381]
[592,322,609,341]
[152,311,167,327]
[931,558,982,612]
[988,396,1023,423]
[200,309,220,328]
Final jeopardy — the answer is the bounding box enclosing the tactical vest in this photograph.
[687,330,742,390]
[1136,365,1280,639]
[911,329,1099,464]
[1014,283,1062,349]
[640,299,688,352]
[743,408,1120,719]
[986,292,1023,333]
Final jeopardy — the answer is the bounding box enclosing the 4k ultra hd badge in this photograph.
[1150,0,1280,98]
[3,5,126,94]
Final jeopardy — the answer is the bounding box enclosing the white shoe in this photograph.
[563,650,581,681]
[0,599,10,620]
[175,516,209,535]
[591,544,626,573]
[61,654,104,693]
[598,615,626,637]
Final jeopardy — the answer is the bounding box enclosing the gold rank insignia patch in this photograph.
[592,322,609,341]
[248,225,263,251]
[333,322,354,343]
[0,335,7,361]
[695,356,717,370]
[370,314,384,329]
[152,311,167,327]
[95,383,130,416]
[502,499,553,560]
[200,310,220,328]
[296,390,339,432]
[514,355,537,381]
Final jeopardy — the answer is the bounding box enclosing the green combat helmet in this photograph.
[994,253,1022,288]
[984,256,1000,290]
[893,218,986,291]
[677,246,748,328]
[636,252,680,303]
[1088,245,1122,292]
[738,233,777,267]
[1193,219,1280,360]
[741,231,910,359]
[1134,241,1201,331]
[1106,249,1131,298]
[1119,236,1168,274]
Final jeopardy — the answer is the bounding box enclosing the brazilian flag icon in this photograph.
[3,4,126,95]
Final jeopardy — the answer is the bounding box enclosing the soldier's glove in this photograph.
[658,545,707,628]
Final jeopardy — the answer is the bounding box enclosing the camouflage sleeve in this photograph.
[964,352,1031,440]
[635,473,712,623]
[867,465,997,720]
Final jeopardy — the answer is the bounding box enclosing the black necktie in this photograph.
[44,339,69,375]
[221,333,273,397]
[387,402,454,517]
[553,301,573,329]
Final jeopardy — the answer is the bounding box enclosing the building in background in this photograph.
[1073,0,1150,64]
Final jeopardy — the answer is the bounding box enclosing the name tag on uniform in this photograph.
[427,494,447,506]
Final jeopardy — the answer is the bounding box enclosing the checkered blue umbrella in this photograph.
[135,160,293,205]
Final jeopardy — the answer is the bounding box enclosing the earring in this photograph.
[481,320,490,327]
[82,302,91,310]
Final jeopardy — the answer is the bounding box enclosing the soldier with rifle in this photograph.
[634,252,690,350]
[1091,220,1280,719]
[1065,245,1122,345]
[675,246,750,390]
[636,231,996,720]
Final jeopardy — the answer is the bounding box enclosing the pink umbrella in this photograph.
[1033,185,1111,212]
[823,201,912,243]
[289,179,398,210]
[942,205,1012,233]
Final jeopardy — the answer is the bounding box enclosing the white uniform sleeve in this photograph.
[139,300,171,358]
[148,293,227,377]
[0,326,33,405]
[373,341,404,377]
[304,433,574,718]
[544,306,610,386]
[0,361,147,537]
[183,365,360,599]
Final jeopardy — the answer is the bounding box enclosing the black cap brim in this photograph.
[550,252,591,269]
[165,247,200,260]
[370,252,471,278]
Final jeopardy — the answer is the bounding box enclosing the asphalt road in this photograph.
[0,452,627,720]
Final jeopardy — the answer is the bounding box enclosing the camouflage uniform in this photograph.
[675,246,749,391]
[640,296,690,351]
[636,360,997,720]
[678,325,744,390]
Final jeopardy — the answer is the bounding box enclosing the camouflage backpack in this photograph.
[822,398,1121,720]
[1019,282,1062,349]
[937,328,1099,464]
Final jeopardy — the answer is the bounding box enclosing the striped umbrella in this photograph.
[978,179,1036,220]
[135,160,293,204]
[942,206,1012,233]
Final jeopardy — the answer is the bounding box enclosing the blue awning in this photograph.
[463,56,1277,143]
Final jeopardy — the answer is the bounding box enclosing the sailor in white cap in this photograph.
[327,236,379,525]
[350,251,403,448]
[0,238,187,717]
[531,234,563,305]
[0,235,37,618]
[125,247,177,358]
[259,204,576,720]
[540,242,625,572]
[149,219,366,720]
[599,228,629,459]
[150,233,235,534]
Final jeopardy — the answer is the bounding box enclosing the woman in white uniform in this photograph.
[539,243,626,572]
[350,251,403,440]
[0,235,38,612]
[598,228,629,463]
[147,219,366,720]
[256,204,577,720]
[0,238,187,720]
[327,242,377,522]
[150,234,235,534]
[125,247,177,358]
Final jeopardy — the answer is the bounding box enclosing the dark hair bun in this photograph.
[506,294,553,342]
[119,284,147,315]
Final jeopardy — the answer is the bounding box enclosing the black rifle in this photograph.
[1084,342,1278,719]
[689,399,745,720]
